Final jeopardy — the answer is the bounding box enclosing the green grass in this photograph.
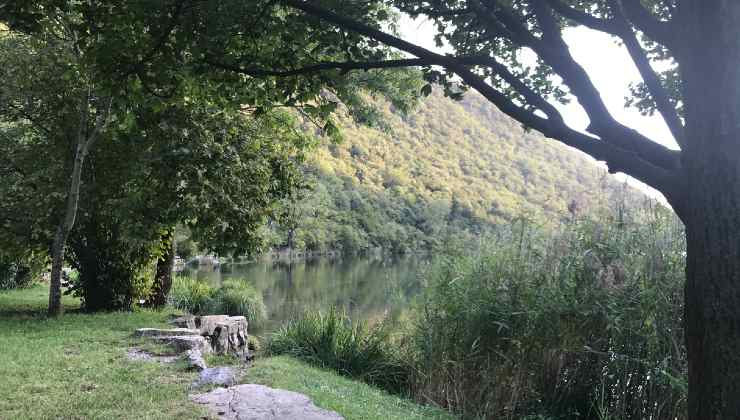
[0,285,454,420]
[0,285,208,420]
[247,356,454,420]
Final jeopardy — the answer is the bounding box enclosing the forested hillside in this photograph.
[266,90,640,254]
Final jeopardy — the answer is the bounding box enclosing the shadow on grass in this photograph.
[0,284,82,318]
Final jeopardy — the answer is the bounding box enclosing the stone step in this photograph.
[150,335,212,354]
[134,328,201,338]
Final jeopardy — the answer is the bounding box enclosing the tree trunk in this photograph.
[683,179,740,419]
[677,2,740,417]
[149,230,175,307]
[48,139,90,317]
[47,95,110,316]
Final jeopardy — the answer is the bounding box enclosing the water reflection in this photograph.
[182,255,430,334]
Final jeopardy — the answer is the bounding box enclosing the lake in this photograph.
[181,255,432,334]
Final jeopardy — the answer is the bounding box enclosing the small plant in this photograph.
[267,307,410,394]
[168,276,216,315]
[168,276,267,328]
[212,279,267,329]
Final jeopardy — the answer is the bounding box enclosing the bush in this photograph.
[169,276,267,329]
[267,307,410,394]
[213,279,268,329]
[67,225,158,311]
[407,205,687,419]
[0,253,45,290]
[169,275,216,314]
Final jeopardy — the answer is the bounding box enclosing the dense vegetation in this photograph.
[265,90,636,254]
[269,200,688,419]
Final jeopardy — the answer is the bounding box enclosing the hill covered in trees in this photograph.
[264,90,640,254]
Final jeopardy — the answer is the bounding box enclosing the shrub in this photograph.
[0,253,45,290]
[169,276,216,314]
[169,276,267,329]
[213,279,268,329]
[67,227,158,311]
[267,307,410,394]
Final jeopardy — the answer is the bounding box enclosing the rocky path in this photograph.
[191,384,344,420]
[129,315,344,419]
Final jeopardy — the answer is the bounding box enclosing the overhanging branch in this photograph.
[545,0,620,35]
[619,0,675,47]
[279,0,678,192]
[609,0,684,147]
[204,57,428,76]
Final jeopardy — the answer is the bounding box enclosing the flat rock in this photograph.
[191,367,237,388]
[126,348,178,364]
[133,328,201,338]
[190,384,344,420]
[151,335,212,354]
[170,315,197,329]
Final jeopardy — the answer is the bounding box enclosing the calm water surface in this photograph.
[183,255,431,334]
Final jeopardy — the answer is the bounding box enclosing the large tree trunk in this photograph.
[683,176,740,419]
[149,230,175,307]
[678,2,740,418]
[48,138,91,317]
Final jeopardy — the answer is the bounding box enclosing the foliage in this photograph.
[169,276,216,315]
[261,200,687,419]
[213,279,268,330]
[267,307,410,394]
[169,276,267,327]
[0,252,45,290]
[268,90,640,254]
[0,2,423,313]
[407,202,687,419]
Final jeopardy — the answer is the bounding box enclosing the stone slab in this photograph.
[190,384,344,420]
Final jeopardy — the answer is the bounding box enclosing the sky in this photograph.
[399,16,677,200]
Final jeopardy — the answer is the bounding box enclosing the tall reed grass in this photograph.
[268,201,688,419]
[408,201,686,419]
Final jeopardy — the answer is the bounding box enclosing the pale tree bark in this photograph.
[47,95,112,317]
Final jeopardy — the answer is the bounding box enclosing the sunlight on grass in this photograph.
[247,356,454,420]
[0,285,207,420]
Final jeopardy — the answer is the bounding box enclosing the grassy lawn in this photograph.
[0,285,206,420]
[0,285,456,420]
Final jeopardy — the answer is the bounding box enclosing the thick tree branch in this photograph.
[490,1,680,171]
[609,0,684,147]
[545,0,620,35]
[452,64,674,193]
[204,57,428,76]
[619,0,675,47]
[541,0,684,147]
